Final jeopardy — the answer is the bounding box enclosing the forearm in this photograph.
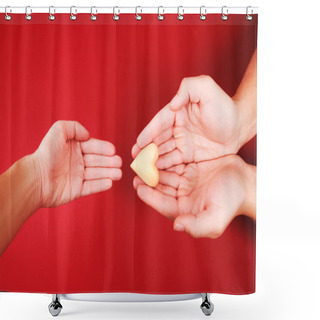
[0,154,40,256]
[233,49,257,149]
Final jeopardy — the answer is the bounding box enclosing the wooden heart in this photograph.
[130,143,159,187]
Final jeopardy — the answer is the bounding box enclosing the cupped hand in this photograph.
[133,155,256,239]
[32,121,122,207]
[132,76,241,169]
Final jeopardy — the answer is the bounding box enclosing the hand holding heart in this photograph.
[132,75,243,169]
[131,60,257,239]
[133,155,256,239]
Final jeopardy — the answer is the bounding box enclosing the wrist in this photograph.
[238,161,256,220]
[232,96,257,150]
[25,153,43,212]
[9,155,42,220]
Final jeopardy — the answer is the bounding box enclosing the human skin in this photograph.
[0,121,122,257]
[133,155,256,239]
[131,50,257,238]
[132,49,257,168]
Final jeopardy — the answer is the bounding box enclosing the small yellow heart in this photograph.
[130,143,160,188]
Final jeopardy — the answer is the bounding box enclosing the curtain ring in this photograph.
[221,6,228,21]
[49,6,55,21]
[200,6,206,20]
[70,6,77,21]
[113,6,120,21]
[177,6,184,21]
[25,6,32,21]
[246,6,253,21]
[135,6,142,21]
[90,6,97,21]
[157,6,164,21]
[5,6,12,21]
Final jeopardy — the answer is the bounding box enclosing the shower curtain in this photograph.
[0,11,257,295]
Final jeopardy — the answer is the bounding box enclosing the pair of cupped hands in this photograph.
[32,76,255,239]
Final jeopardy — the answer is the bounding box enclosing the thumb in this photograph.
[169,79,190,111]
[173,208,225,239]
[54,120,90,142]
[169,76,210,111]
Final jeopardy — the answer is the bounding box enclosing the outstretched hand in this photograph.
[33,121,122,207]
[132,76,241,169]
[133,155,256,239]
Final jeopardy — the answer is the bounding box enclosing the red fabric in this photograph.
[0,14,257,294]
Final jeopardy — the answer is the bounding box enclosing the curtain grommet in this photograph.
[90,6,97,21]
[25,6,32,20]
[49,6,55,21]
[200,6,207,20]
[113,6,120,21]
[246,6,253,21]
[5,6,12,21]
[221,6,228,21]
[135,6,142,21]
[157,6,164,21]
[70,6,77,21]
[177,6,184,21]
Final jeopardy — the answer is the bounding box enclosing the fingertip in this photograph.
[131,144,136,158]
[116,155,123,168]
[114,168,122,181]
[109,143,116,156]
[75,121,90,141]
[155,157,168,170]
[136,184,143,198]
[169,95,180,111]
[133,176,138,189]
[131,144,140,158]
[174,215,197,237]
[137,184,148,199]
[105,178,113,190]
[133,177,137,189]
[156,158,164,169]
[136,136,147,150]
[173,222,185,232]
[133,176,144,190]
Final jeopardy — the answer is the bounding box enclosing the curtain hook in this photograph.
[246,6,253,21]
[221,6,228,21]
[113,6,120,21]
[177,6,184,21]
[5,6,12,21]
[90,6,97,21]
[70,6,77,21]
[200,6,207,20]
[49,6,55,21]
[135,6,142,21]
[157,6,164,21]
[25,6,32,20]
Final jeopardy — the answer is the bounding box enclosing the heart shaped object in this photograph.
[130,143,160,187]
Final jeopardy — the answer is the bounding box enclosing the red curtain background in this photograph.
[0,13,257,294]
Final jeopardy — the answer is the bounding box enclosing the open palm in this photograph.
[134,155,250,239]
[132,76,240,169]
[33,121,122,207]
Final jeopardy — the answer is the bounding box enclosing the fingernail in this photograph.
[174,223,184,232]
[170,95,178,107]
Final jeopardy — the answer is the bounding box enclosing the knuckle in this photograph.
[210,221,225,239]
[191,230,202,239]
[199,75,214,86]
[180,77,190,88]
[51,120,64,132]
[53,120,63,128]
